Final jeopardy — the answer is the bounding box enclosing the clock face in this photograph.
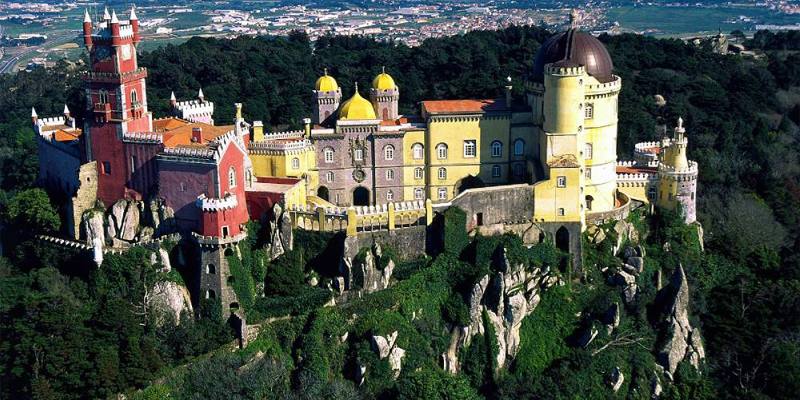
[121,44,132,60]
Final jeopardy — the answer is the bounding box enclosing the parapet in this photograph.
[196,192,238,212]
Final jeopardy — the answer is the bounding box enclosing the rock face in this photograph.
[448,247,557,371]
[265,203,294,260]
[82,209,106,246]
[656,264,705,376]
[608,366,624,392]
[611,269,639,305]
[370,331,405,379]
[340,242,394,293]
[148,280,193,326]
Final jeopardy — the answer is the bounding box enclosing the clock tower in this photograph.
[82,7,152,205]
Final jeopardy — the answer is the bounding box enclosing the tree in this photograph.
[4,188,60,233]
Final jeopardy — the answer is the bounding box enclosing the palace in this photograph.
[34,8,697,315]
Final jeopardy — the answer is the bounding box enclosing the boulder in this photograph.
[651,373,663,398]
[577,323,599,348]
[603,302,620,335]
[341,241,394,294]
[608,366,624,392]
[621,263,640,276]
[656,264,705,374]
[158,248,171,272]
[627,257,645,273]
[148,281,192,327]
[467,275,490,335]
[371,331,398,359]
[388,346,405,378]
[82,210,106,246]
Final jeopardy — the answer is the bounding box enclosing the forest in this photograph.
[0,26,799,399]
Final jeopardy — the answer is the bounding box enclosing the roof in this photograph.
[373,70,397,91]
[153,117,233,148]
[53,128,82,142]
[532,28,614,83]
[422,99,507,115]
[616,165,657,174]
[339,90,377,120]
[315,72,338,92]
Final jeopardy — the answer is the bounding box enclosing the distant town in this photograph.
[0,0,798,73]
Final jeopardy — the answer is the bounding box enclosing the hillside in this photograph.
[1,27,799,400]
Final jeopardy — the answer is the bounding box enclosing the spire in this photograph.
[31,107,38,118]
[198,88,205,101]
[676,117,685,133]
[129,5,138,21]
[354,81,359,93]
[569,9,581,29]
[323,67,328,76]
[111,10,119,24]
[170,91,176,101]
[103,7,110,21]
[381,65,385,74]
[63,104,70,115]
[84,9,91,23]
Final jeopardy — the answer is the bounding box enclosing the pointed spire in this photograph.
[31,107,38,118]
[323,67,328,76]
[129,5,138,21]
[84,9,91,23]
[675,116,686,135]
[103,7,110,21]
[198,88,204,101]
[354,81,359,93]
[111,10,119,24]
[381,65,386,74]
[170,91,176,101]
[63,104,70,115]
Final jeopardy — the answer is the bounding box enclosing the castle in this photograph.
[34,8,697,315]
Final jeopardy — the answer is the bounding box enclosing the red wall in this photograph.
[198,141,250,237]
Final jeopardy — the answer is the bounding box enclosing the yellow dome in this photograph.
[315,69,339,92]
[339,88,377,120]
[372,67,397,90]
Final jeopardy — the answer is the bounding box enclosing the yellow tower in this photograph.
[657,117,698,222]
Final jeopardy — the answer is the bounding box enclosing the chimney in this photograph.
[191,127,203,144]
[252,121,264,142]
[82,9,93,49]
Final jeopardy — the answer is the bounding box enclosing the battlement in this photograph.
[249,139,311,153]
[585,75,622,92]
[82,68,148,84]
[261,130,305,141]
[39,116,66,127]
[617,160,659,168]
[545,64,585,77]
[162,146,216,160]
[659,160,699,175]
[122,131,163,144]
[196,193,238,212]
[288,199,431,237]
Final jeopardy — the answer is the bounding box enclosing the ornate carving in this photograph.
[348,136,368,167]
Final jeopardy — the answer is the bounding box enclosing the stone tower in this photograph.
[657,118,698,223]
[370,67,399,121]
[312,69,342,125]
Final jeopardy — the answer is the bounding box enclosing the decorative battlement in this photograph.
[249,139,311,154]
[585,76,622,92]
[289,199,431,237]
[617,160,659,168]
[39,116,66,127]
[175,99,215,124]
[196,193,238,212]
[82,68,148,84]
[262,130,305,140]
[192,230,248,247]
[162,146,216,160]
[122,131,163,144]
[659,160,699,175]
[545,64,585,77]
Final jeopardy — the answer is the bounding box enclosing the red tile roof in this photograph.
[616,165,657,174]
[422,99,507,115]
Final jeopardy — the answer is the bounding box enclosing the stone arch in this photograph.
[455,175,485,195]
[224,247,234,257]
[353,186,370,206]
[206,263,216,274]
[317,185,329,201]
[556,226,570,253]
[585,195,594,211]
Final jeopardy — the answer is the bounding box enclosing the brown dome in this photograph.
[532,29,614,83]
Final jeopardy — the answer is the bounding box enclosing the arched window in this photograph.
[130,89,138,106]
[414,188,424,200]
[491,140,502,157]
[513,139,525,156]
[323,147,334,163]
[354,148,363,161]
[584,143,593,160]
[206,289,216,299]
[436,143,448,160]
[492,165,501,177]
[325,171,334,183]
[206,264,216,274]
[438,187,448,200]
[291,157,300,169]
[98,90,108,104]
[384,145,394,161]
[438,167,447,180]
[386,190,394,201]
[585,195,594,211]
[386,169,395,180]
[412,143,424,159]
[414,167,423,180]
[228,167,236,188]
[245,169,253,187]
[514,163,524,177]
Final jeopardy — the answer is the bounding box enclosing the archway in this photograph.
[455,175,485,195]
[555,226,570,253]
[353,186,370,206]
[585,195,594,211]
[317,186,329,201]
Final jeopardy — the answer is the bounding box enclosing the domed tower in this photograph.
[528,10,621,222]
[657,117,698,223]
[339,83,378,120]
[370,67,399,120]
[313,69,342,125]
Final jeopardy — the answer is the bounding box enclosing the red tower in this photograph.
[82,7,152,206]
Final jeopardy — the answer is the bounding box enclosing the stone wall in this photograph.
[344,225,427,261]
[71,161,99,239]
[450,184,534,231]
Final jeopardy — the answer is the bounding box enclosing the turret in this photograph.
[83,9,93,49]
[369,66,399,120]
[198,88,205,103]
[31,107,38,125]
[129,6,140,44]
[312,68,342,125]
[103,7,111,23]
[657,117,698,223]
[170,91,177,107]
[110,10,121,46]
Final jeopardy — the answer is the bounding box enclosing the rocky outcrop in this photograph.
[608,366,624,392]
[340,242,394,293]
[611,269,639,305]
[148,280,193,327]
[655,264,705,376]
[82,209,106,246]
[264,203,294,261]
[371,331,405,379]
[603,302,620,335]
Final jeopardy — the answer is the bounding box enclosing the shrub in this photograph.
[443,207,469,257]
[252,286,332,318]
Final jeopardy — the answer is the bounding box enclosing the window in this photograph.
[323,147,334,163]
[476,212,484,226]
[558,208,565,216]
[438,187,448,200]
[180,182,187,192]
[384,145,394,160]
[648,187,656,200]
[492,165,501,178]
[206,290,216,299]
[463,140,476,157]
[325,171,334,183]
[206,264,216,274]
[586,195,594,211]
[386,169,395,180]
[438,167,447,180]
[436,143,448,159]
[414,167,424,180]
[412,143,424,159]
[102,161,111,175]
[585,103,594,119]
[557,176,567,188]
[99,90,108,104]
[354,148,363,161]
[585,168,591,179]
[130,155,137,173]
[228,166,236,188]
[491,140,502,157]
[584,143,593,160]
[414,188,424,200]
[513,139,525,156]
[222,226,229,237]
[386,190,394,201]
[291,157,300,169]
[130,89,138,106]
[513,163,524,177]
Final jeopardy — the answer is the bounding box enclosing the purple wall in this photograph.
[158,159,216,231]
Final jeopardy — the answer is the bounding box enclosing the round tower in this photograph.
[657,117,698,223]
[370,66,399,121]
[313,69,342,125]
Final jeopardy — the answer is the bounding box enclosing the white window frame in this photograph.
[228,166,236,188]
[414,167,423,180]
[491,140,502,157]
[513,139,525,156]
[584,143,593,160]
[585,168,591,179]
[414,188,424,200]
[556,176,566,188]
[438,167,447,180]
[386,190,394,201]
[291,157,300,169]
[386,169,395,180]
[412,143,424,159]
[558,208,565,216]
[384,145,395,161]
[323,147,334,163]
[492,165,501,178]
[325,171,334,183]
[463,140,476,158]
[585,103,594,119]
[436,143,448,160]
[354,148,363,161]
[438,187,447,200]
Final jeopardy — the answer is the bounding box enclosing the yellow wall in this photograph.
[532,166,583,224]
[582,77,621,213]
[401,129,426,200]
[250,148,318,196]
